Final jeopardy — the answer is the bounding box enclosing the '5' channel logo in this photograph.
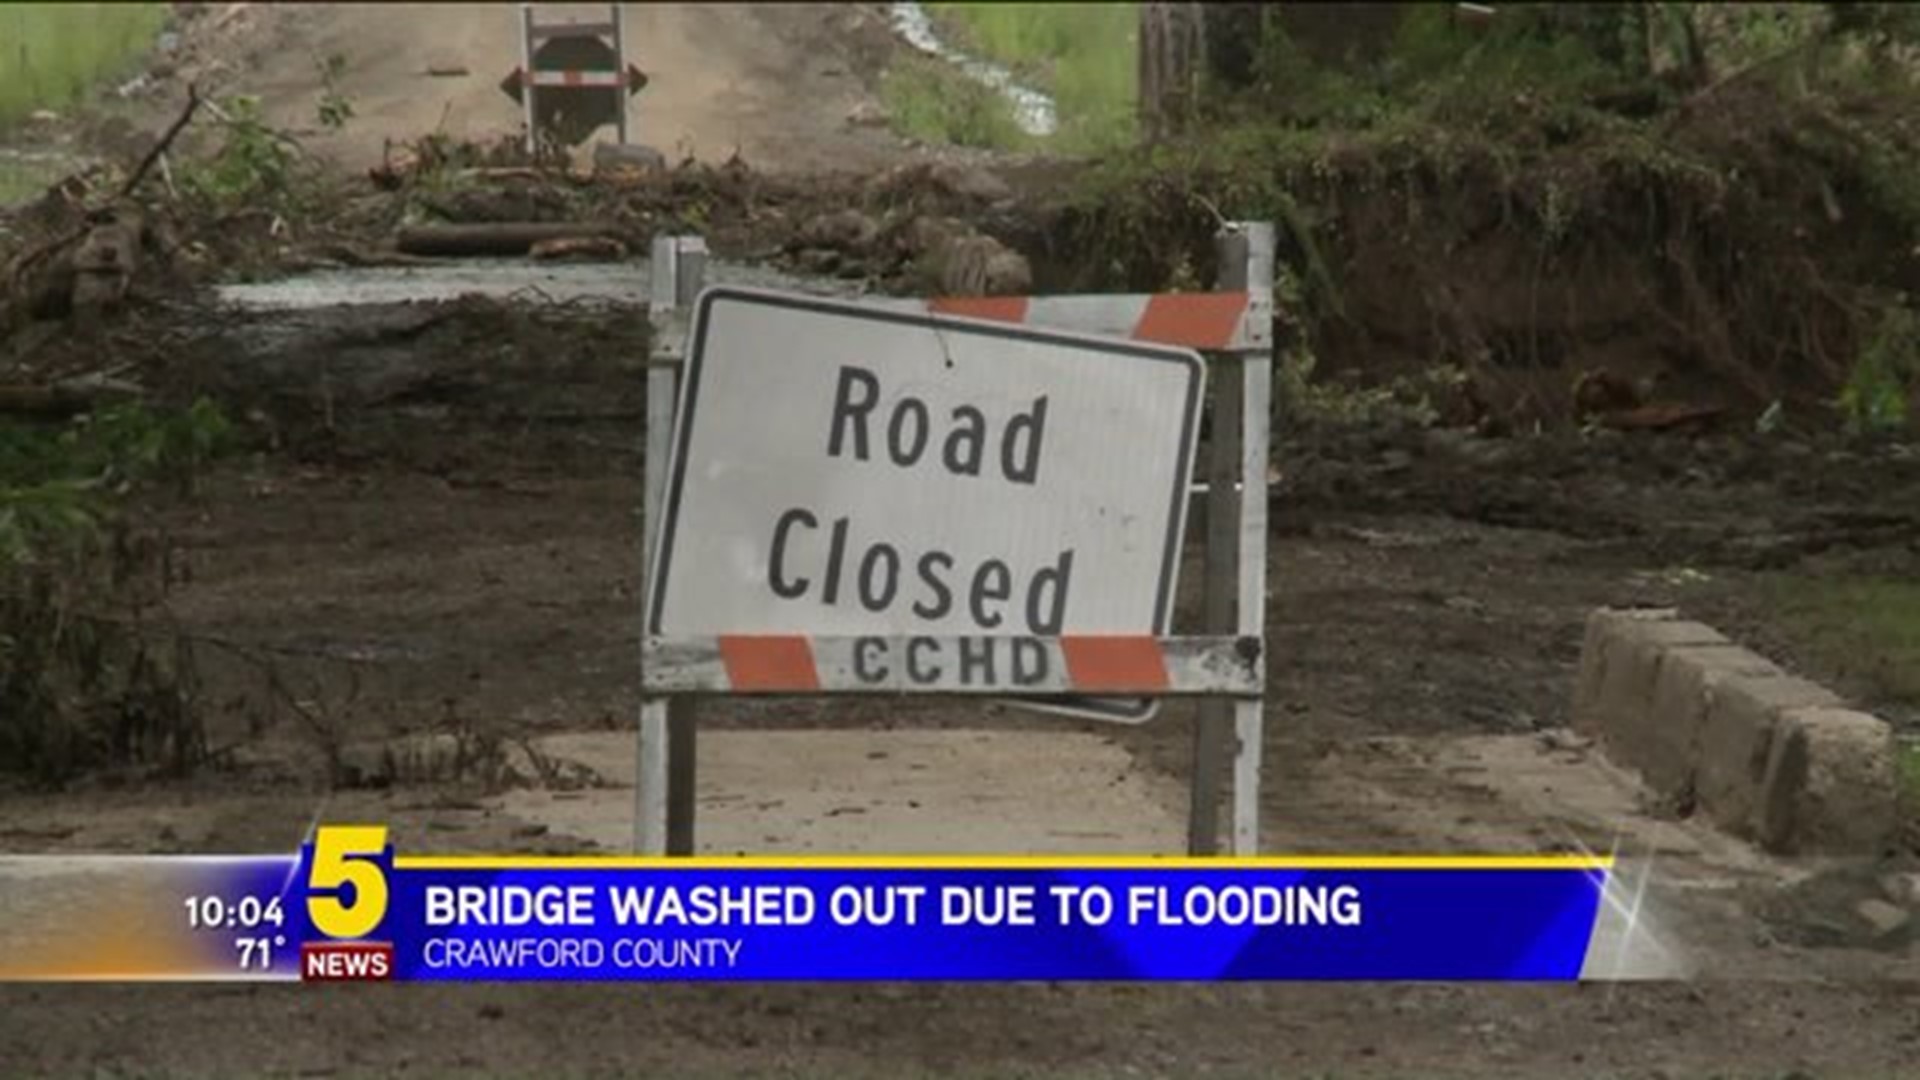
[300,826,395,980]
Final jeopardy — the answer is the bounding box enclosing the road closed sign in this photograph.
[646,287,1206,722]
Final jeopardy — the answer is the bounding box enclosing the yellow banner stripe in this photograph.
[392,855,1613,872]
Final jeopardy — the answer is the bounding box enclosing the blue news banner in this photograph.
[277,829,1612,982]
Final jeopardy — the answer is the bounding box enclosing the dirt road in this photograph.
[146,3,909,173]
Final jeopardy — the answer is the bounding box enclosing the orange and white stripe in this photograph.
[858,291,1271,353]
[641,634,1262,698]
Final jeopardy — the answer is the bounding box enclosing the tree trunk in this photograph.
[1138,3,1206,142]
[1202,3,1265,95]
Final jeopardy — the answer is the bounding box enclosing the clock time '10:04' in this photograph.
[183,895,287,931]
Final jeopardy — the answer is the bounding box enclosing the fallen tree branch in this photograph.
[0,376,145,417]
[122,83,203,200]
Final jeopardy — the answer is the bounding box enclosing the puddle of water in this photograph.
[888,2,1058,138]
[214,259,874,313]
[216,262,648,312]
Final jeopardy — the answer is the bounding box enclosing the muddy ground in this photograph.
[0,285,1915,1076]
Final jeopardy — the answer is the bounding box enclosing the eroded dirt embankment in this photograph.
[1053,76,1920,433]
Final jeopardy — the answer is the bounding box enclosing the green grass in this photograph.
[0,3,168,128]
[923,2,1137,153]
[881,53,1031,151]
[1768,576,1920,710]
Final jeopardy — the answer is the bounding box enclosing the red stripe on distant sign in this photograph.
[1059,636,1170,692]
[1131,292,1248,349]
[928,296,1029,324]
[523,69,625,87]
[718,635,819,691]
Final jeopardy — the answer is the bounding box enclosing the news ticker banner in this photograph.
[0,828,1621,982]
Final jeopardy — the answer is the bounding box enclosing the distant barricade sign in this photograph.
[504,4,646,149]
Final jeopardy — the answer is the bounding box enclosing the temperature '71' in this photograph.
[236,935,285,971]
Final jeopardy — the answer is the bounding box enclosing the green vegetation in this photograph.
[0,401,229,564]
[179,95,299,207]
[1768,576,1920,710]
[881,54,1029,151]
[0,3,168,205]
[923,2,1136,152]
[314,52,354,132]
[1,401,232,783]
[0,3,168,127]
[1050,4,1920,434]
[1840,300,1916,435]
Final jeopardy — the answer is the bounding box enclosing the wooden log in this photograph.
[0,377,144,417]
[393,223,626,257]
[0,385,96,417]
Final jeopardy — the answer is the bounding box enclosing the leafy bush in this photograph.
[314,52,354,131]
[181,96,299,206]
[1840,300,1917,434]
[0,400,231,784]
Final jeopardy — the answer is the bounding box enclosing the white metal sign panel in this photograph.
[646,286,1206,722]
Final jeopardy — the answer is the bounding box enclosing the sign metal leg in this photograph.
[1187,357,1243,857]
[609,3,629,146]
[640,235,707,856]
[665,698,697,855]
[1230,221,1275,857]
[635,701,669,854]
[520,4,539,155]
[637,357,675,855]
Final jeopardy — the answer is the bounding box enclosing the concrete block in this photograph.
[1572,611,1625,727]
[1758,706,1899,856]
[1635,644,1785,804]
[1695,672,1839,837]
[1855,899,1912,945]
[1571,609,1730,793]
[1572,608,1901,857]
[1573,610,1693,734]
